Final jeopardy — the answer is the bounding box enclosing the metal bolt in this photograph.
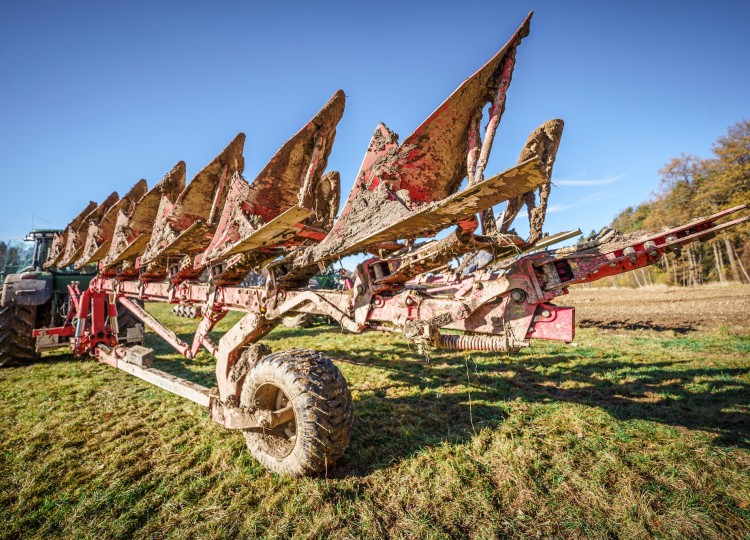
[541,309,551,318]
[509,289,526,303]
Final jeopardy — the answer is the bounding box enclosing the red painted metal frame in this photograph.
[35,284,119,356]
[29,203,747,432]
[37,204,747,381]
[27,3,747,444]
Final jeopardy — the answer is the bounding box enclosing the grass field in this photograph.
[1,289,749,539]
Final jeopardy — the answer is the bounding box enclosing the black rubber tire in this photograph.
[240,349,353,476]
[282,313,314,329]
[0,305,39,367]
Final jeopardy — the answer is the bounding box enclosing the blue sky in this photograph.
[1,0,748,246]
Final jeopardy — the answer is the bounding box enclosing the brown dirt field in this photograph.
[564,283,750,333]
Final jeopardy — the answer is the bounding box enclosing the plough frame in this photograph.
[4,11,745,476]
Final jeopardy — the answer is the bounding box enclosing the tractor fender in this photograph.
[1,273,53,307]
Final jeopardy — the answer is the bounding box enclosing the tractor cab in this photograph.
[0,235,39,280]
[25,230,59,272]
[0,229,68,278]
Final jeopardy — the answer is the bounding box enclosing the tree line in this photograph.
[591,119,749,287]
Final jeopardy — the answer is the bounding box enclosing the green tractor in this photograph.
[0,230,97,366]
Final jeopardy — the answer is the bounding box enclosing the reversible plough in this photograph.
[27,13,749,475]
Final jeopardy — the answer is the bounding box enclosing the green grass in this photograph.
[1,303,748,539]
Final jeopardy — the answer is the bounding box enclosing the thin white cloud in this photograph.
[497,181,638,226]
[510,203,573,219]
[510,190,614,219]
[554,173,627,186]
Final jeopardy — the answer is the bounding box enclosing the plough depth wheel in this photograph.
[240,349,353,476]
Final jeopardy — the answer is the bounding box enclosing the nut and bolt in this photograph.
[510,289,527,303]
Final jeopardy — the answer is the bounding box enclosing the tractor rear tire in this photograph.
[0,305,39,367]
[240,349,353,476]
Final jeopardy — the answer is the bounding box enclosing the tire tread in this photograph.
[241,348,353,476]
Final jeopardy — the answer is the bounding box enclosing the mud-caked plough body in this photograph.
[29,12,749,476]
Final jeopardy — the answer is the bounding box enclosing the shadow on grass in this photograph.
[39,320,748,476]
[578,318,698,334]
[503,358,749,447]
[327,350,748,475]
[266,326,750,474]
